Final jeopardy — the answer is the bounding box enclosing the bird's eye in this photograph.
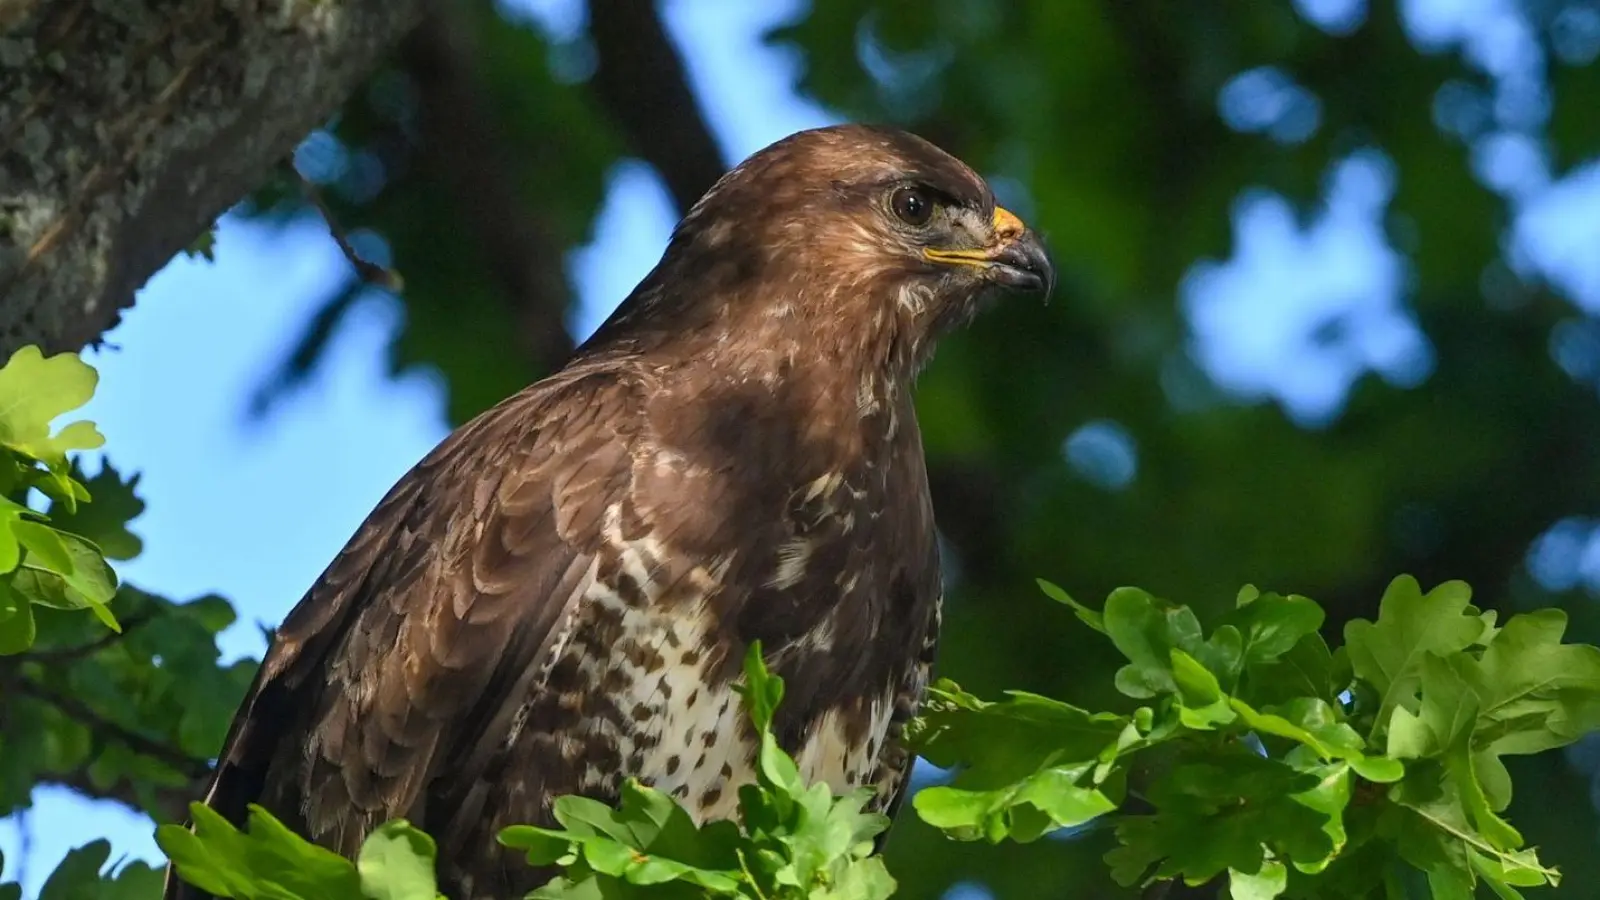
[890,186,934,227]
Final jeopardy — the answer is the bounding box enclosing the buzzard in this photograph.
[166,124,1052,899]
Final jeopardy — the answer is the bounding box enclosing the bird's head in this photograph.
[593,124,1054,375]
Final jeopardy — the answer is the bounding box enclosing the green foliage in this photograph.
[11,7,1600,900]
[153,578,1600,900]
[0,344,105,470]
[45,461,146,561]
[0,346,255,833]
[910,576,1600,898]
[183,227,217,263]
[499,643,895,899]
[197,3,1600,894]
[156,805,443,900]
[161,644,893,900]
[0,345,122,651]
[1,840,163,900]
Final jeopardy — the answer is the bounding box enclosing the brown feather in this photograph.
[165,124,1050,900]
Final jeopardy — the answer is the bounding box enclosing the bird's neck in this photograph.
[626,316,923,477]
[584,273,936,460]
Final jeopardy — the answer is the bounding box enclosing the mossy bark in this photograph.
[0,0,422,355]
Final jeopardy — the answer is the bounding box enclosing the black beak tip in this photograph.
[990,232,1055,299]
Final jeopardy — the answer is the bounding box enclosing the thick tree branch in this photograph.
[0,0,425,356]
[399,7,575,370]
[585,0,726,214]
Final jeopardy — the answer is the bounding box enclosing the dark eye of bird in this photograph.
[890,186,934,227]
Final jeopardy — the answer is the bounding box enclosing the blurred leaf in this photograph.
[0,578,36,655]
[1036,578,1106,633]
[34,840,163,900]
[45,460,146,560]
[1227,858,1286,900]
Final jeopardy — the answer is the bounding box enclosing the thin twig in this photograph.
[296,168,404,291]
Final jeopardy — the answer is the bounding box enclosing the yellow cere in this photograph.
[992,206,1025,239]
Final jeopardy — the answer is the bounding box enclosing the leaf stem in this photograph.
[736,848,769,900]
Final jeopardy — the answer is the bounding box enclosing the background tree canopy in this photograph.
[4,0,1600,898]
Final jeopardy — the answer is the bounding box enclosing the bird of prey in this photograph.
[165,123,1052,900]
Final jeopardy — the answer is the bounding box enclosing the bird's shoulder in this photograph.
[202,355,657,841]
[264,353,655,686]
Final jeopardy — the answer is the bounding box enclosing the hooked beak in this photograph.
[923,206,1055,297]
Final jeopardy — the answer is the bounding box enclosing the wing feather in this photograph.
[166,362,644,900]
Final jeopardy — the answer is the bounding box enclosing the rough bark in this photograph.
[0,0,424,357]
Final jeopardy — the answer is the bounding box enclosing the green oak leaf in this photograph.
[0,494,31,573]
[735,640,783,734]
[10,529,119,631]
[1221,590,1325,670]
[1389,762,1559,894]
[36,840,114,900]
[1285,758,1355,872]
[911,681,1129,841]
[1104,588,1244,699]
[32,840,163,900]
[1037,577,1106,633]
[1228,858,1287,900]
[1108,750,1331,888]
[1170,648,1236,729]
[1463,609,1600,757]
[915,760,1117,842]
[504,779,745,893]
[357,821,443,900]
[1344,576,1485,741]
[813,856,896,899]
[774,782,887,886]
[1105,587,1182,698]
[156,803,363,899]
[44,460,146,560]
[0,345,105,469]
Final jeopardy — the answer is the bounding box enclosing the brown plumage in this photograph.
[165,124,1052,900]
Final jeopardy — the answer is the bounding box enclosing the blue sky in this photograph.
[5,0,1600,896]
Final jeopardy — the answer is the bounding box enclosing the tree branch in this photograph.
[399,5,576,370]
[0,0,425,356]
[11,675,212,780]
[16,610,154,664]
[297,169,403,291]
[585,0,727,214]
